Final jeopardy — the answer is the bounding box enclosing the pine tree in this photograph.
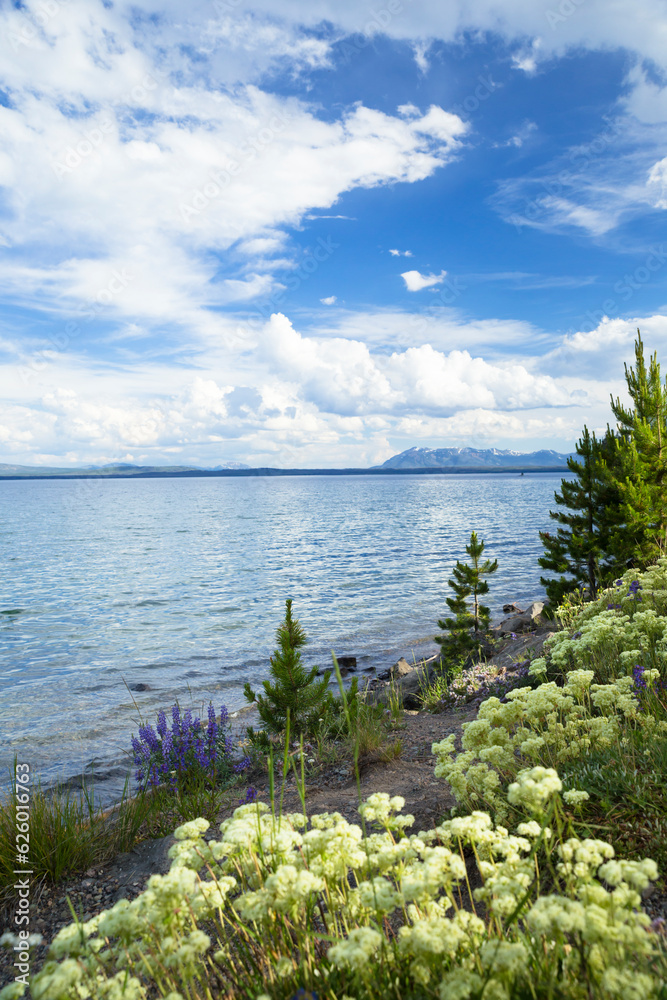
[435,531,498,667]
[608,331,667,567]
[538,426,624,605]
[538,331,667,602]
[243,599,331,739]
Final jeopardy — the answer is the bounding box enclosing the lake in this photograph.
[0,472,567,801]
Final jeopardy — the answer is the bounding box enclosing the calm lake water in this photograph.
[0,472,567,801]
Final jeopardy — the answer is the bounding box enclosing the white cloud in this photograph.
[401,269,447,291]
[389,248,413,256]
[320,295,337,305]
[540,197,620,236]
[6,305,665,466]
[202,11,333,75]
[511,40,541,75]
[314,310,544,357]
[0,4,468,332]
[544,314,667,378]
[260,312,574,417]
[0,309,581,464]
[495,120,538,148]
[412,41,431,74]
[238,235,287,257]
[619,67,667,125]
[3,0,667,467]
[192,0,667,78]
[647,157,667,209]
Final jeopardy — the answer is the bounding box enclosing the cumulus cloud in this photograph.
[3,0,667,467]
[544,314,667,378]
[0,0,468,333]
[259,313,574,417]
[389,248,413,256]
[5,305,661,466]
[401,269,447,291]
[320,295,337,305]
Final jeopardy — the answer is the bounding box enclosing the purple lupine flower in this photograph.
[633,665,647,690]
[572,631,582,640]
[207,704,217,743]
[239,786,257,805]
[628,580,642,596]
[219,705,229,727]
[138,723,160,752]
[132,700,236,791]
[161,728,174,766]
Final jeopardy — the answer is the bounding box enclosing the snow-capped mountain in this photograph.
[377,446,573,470]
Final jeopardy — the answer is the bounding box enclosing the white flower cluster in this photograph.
[433,560,667,825]
[432,670,639,817]
[18,775,663,1000]
[544,562,667,678]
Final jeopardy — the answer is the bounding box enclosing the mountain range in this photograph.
[377,447,573,470]
[0,449,573,478]
[0,461,250,477]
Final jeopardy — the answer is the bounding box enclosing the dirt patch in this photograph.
[257,705,477,832]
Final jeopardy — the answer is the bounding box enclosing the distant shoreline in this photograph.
[0,465,569,481]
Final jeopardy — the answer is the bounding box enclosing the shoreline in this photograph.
[6,606,541,811]
[0,466,570,481]
[3,634,442,809]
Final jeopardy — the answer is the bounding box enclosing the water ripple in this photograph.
[0,472,567,794]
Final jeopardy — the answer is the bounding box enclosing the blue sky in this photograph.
[2,0,667,467]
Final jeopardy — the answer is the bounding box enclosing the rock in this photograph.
[499,601,545,636]
[390,657,413,680]
[503,602,525,614]
[372,655,440,710]
[128,682,150,692]
[398,661,439,708]
[337,656,357,672]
